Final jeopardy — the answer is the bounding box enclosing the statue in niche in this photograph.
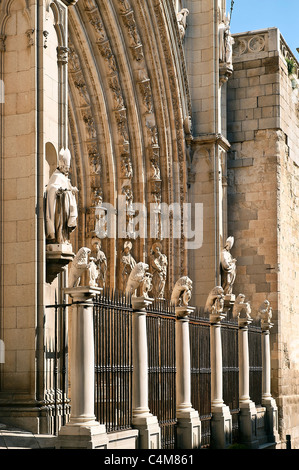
[92,238,107,288]
[150,242,168,299]
[120,241,136,291]
[177,8,189,40]
[220,236,237,295]
[45,148,78,245]
[219,14,234,67]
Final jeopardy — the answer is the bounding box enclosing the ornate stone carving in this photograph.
[204,286,225,314]
[125,262,152,298]
[45,148,78,245]
[177,8,189,41]
[68,247,98,288]
[171,276,192,307]
[92,239,107,288]
[232,294,252,320]
[26,29,34,47]
[57,46,69,65]
[220,236,237,296]
[120,241,136,291]
[150,242,168,299]
[257,300,273,329]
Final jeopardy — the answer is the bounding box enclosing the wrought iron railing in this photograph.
[146,299,177,449]
[189,307,211,448]
[93,289,133,433]
[45,297,70,435]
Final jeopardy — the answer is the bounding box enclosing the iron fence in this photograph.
[45,296,70,435]
[189,307,211,448]
[146,299,177,449]
[248,319,262,406]
[93,289,133,433]
[222,315,239,443]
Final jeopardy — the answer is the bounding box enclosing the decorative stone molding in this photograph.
[57,45,69,64]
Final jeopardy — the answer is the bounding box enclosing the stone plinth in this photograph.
[46,243,74,283]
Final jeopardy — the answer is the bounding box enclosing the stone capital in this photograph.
[175,305,195,319]
[131,295,154,311]
[64,286,103,303]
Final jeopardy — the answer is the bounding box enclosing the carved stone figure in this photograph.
[120,241,136,291]
[68,247,94,288]
[219,14,234,66]
[232,293,252,320]
[257,300,273,326]
[220,236,237,295]
[125,262,151,297]
[204,286,225,314]
[177,8,189,40]
[92,239,107,288]
[171,276,193,307]
[45,148,78,245]
[150,242,168,299]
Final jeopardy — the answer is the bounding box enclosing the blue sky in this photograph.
[229,0,299,57]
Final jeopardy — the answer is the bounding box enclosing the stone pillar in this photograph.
[175,306,201,449]
[131,296,160,449]
[210,309,232,449]
[261,315,279,445]
[238,316,259,448]
[55,286,108,449]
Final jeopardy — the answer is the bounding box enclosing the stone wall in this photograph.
[227,28,299,447]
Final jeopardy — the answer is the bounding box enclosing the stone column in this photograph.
[175,306,201,448]
[238,316,259,448]
[210,308,232,449]
[261,313,279,445]
[131,296,160,449]
[55,286,108,449]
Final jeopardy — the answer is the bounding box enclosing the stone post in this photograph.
[210,307,232,449]
[55,286,108,449]
[131,296,161,449]
[238,315,259,448]
[261,311,279,445]
[175,306,201,449]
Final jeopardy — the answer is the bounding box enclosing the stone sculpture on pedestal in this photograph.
[220,236,237,297]
[171,276,193,307]
[92,239,107,288]
[68,247,99,288]
[125,262,152,299]
[150,242,168,299]
[45,148,78,245]
[120,241,136,291]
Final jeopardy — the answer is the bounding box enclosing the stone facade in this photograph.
[227,28,299,447]
[0,0,297,449]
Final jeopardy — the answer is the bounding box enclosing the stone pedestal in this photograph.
[46,243,74,283]
[131,296,160,449]
[55,287,108,449]
[176,306,201,449]
[210,310,232,448]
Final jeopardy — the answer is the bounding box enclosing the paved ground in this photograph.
[0,423,55,449]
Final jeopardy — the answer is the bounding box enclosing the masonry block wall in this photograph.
[227,28,299,447]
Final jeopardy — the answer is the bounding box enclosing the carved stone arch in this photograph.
[47,0,67,47]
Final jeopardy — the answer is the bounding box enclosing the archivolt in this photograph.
[68,0,191,292]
